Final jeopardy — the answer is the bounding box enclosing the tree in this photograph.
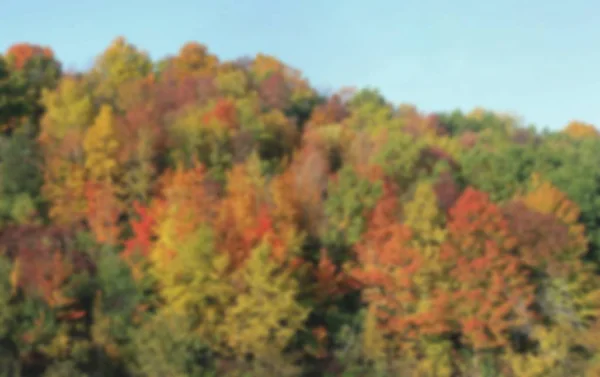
[349,181,453,375]
[83,105,120,182]
[5,43,61,124]
[322,165,383,262]
[91,36,152,101]
[84,180,122,246]
[168,42,218,79]
[563,121,599,139]
[39,76,93,163]
[5,44,54,70]
[42,160,88,227]
[0,125,44,225]
[441,188,535,351]
[221,242,308,376]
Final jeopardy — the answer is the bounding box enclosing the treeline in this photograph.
[0,37,599,376]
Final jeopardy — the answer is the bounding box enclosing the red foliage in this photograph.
[6,43,54,69]
[119,104,163,161]
[441,187,534,349]
[123,201,156,261]
[314,249,355,302]
[444,187,514,249]
[0,225,94,323]
[503,201,571,274]
[155,74,214,115]
[459,131,479,148]
[434,170,461,212]
[306,94,349,128]
[202,98,239,130]
[258,72,290,110]
[241,205,287,262]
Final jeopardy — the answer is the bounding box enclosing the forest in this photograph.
[0,37,599,377]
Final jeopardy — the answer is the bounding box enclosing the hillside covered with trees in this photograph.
[1,37,600,377]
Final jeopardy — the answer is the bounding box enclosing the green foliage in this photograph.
[322,165,383,260]
[460,141,537,202]
[0,125,44,224]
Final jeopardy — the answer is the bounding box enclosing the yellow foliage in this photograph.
[261,109,299,153]
[171,42,219,78]
[402,181,449,302]
[520,173,587,257]
[92,36,152,99]
[39,77,93,161]
[215,68,249,98]
[505,325,571,377]
[42,159,87,226]
[563,121,600,139]
[151,224,235,349]
[222,243,308,360]
[411,338,454,377]
[83,105,121,181]
[422,132,462,160]
[403,182,447,249]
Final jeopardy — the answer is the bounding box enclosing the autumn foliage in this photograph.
[0,38,600,376]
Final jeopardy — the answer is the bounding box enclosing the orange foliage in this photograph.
[201,98,239,130]
[215,163,303,269]
[6,43,54,69]
[351,182,450,342]
[520,174,587,253]
[158,164,216,236]
[287,145,329,235]
[314,249,355,303]
[214,165,263,268]
[170,41,219,78]
[85,180,122,246]
[563,120,599,139]
[442,187,535,350]
[306,95,349,129]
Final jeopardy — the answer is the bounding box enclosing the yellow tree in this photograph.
[83,105,121,182]
[91,36,152,101]
[39,77,94,226]
[39,76,93,162]
[150,164,216,277]
[563,121,599,139]
[149,164,233,350]
[222,242,309,375]
[169,41,219,78]
[42,160,88,226]
[82,105,124,244]
[401,181,455,375]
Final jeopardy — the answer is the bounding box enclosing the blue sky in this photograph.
[2,0,599,129]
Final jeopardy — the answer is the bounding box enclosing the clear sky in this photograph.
[2,0,599,129]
